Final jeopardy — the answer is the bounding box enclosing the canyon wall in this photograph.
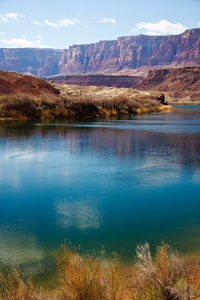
[0,29,200,77]
[0,48,63,77]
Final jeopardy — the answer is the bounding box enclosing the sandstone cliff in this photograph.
[0,29,200,77]
[59,29,200,75]
[0,48,62,78]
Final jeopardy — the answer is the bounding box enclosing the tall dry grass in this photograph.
[1,242,200,299]
[0,264,51,300]
[129,242,200,300]
[54,241,123,300]
[0,87,170,120]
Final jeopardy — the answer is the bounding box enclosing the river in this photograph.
[0,105,200,282]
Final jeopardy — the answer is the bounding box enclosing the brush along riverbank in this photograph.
[1,241,200,300]
[0,84,172,120]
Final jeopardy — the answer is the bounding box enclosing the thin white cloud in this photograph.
[83,24,88,28]
[0,12,23,23]
[198,22,200,27]
[32,20,44,26]
[1,37,46,48]
[100,17,116,24]
[131,20,187,35]
[6,12,20,20]
[44,18,80,28]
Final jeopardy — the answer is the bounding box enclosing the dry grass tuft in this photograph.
[54,241,123,300]
[129,242,200,300]
[1,242,200,300]
[0,264,52,299]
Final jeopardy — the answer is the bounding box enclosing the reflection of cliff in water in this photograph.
[0,117,200,172]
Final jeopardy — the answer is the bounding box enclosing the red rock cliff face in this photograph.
[59,29,200,74]
[0,29,200,77]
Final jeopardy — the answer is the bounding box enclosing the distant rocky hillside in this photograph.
[0,48,62,77]
[136,66,200,91]
[0,28,200,77]
[0,69,60,96]
[136,66,200,104]
[47,74,143,88]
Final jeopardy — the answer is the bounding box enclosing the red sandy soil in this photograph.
[0,70,60,97]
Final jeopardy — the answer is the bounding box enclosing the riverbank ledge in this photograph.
[0,70,172,120]
[49,83,172,118]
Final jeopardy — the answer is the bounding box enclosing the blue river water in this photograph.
[0,105,200,278]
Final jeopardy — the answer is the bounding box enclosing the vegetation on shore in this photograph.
[0,84,171,121]
[0,69,172,120]
[1,241,200,300]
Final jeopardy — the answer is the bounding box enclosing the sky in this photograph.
[0,0,200,49]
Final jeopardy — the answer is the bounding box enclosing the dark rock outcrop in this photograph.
[0,29,200,77]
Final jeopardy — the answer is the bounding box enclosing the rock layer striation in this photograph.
[135,66,200,91]
[47,74,143,88]
[0,29,200,77]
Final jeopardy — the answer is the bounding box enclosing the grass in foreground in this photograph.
[130,242,200,300]
[0,264,50,299]
[1,242,199,300]
[55,241,123,300]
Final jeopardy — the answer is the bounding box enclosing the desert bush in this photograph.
[1,242,200,299]
[69,101,100,117]
[0,95,39,117]
[94,86,105,91]
[129,242,199,300]
[54,241,123,300]
[40,96,61,109]
[0,86,167,119]
[0,109,25,119]
[49,107,69,118]
[0,95,9,104]
[0,264,51,300]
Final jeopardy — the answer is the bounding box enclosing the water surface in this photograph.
[0,105,200,278]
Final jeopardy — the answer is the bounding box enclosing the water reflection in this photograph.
[0,128,199,165]
[0,224,44,265]
[56,196,103,231]
[0,106,200,269]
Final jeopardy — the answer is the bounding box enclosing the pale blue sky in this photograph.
[0,0,199,49]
